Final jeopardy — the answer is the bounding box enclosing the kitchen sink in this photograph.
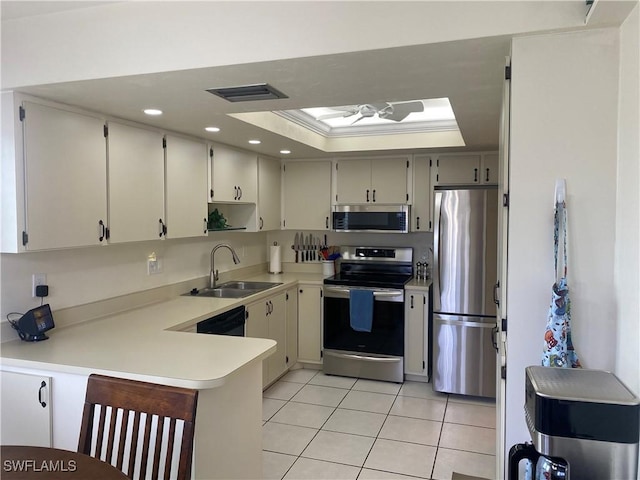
[183,281,282,299]
[216,281,281,290]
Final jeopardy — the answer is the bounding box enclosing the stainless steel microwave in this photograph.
[332,205,409,233]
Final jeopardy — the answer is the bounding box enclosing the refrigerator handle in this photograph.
[433,191,442,312]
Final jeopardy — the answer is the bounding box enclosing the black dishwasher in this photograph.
[197,306,246,336]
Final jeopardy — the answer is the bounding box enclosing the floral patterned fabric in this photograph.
[542,200,581,368]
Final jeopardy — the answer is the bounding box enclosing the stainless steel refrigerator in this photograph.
[432,186,498,398]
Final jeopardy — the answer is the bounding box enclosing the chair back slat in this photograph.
[106,406,119,461]
[127,411,141,479]
[151,416,164,479]
[164,419,177,480]
[115,408,130,471]
[95,405,108,457]
[138,412,153,479]
[78,374,198,480]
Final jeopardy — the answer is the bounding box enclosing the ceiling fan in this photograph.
[316,101,424,124]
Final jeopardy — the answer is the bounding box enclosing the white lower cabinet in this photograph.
[246,292,287,387]
[297,284,323,364]
[404,288,430,379]
[285,287,298,368]
[1,371,52,446]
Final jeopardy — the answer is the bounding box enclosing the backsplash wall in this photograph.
[0,232,267,327]
[267,230,433,268]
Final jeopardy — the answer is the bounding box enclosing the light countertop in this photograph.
[405,277,433,291]
[0,272,324,390]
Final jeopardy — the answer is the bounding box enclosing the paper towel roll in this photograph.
[269,245,282,274]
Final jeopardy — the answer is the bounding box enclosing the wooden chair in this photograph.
[78,374,198,480]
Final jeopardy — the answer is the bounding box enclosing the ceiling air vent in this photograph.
[206,83,288,102]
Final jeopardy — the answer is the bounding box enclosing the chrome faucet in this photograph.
[210,243,241,289]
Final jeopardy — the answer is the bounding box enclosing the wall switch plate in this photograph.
[32,273,47,298]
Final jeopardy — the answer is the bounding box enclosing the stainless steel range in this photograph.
[322,246,413,383]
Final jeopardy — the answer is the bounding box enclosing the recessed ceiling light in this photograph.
[143,108,163,116]
[248,139,261,145]
[205,127,221,132]
[280,150,291,155]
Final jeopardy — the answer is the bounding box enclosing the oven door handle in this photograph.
[324,286,404,296]
[323,286,404,299]
[327,351,402,363]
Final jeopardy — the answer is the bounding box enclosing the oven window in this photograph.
[324,296,404,356]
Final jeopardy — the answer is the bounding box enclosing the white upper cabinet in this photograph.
[434,154,482,185]
[435,152,498,186]
[282,160,332,230]
[257,156,281,231]
[107,122,166,243]
[22,100,108,251]
[411,155,433,232]
[335,156,409,204]
[164,135,208,239]
[210,144,257,203]
[480,152,499,185]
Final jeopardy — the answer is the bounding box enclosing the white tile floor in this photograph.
[262,369,497,480]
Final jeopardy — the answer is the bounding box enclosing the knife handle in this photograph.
[295,251,298,263]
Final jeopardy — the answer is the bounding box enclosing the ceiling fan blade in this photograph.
[381,101,424,122]
[316,107,359,120]
[316,111,353,120]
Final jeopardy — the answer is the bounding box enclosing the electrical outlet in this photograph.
[32,273,47,298]
[147,255,163,275]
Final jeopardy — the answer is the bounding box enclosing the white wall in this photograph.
[615,4,640,395]
[506,28,620,450]
[0,2,590,88]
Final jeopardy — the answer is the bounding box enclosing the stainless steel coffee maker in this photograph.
[508,366,639,480]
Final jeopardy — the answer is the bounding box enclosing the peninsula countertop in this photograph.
[0,272,324,389]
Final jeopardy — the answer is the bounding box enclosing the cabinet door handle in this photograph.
[269,301,273,314]
[238,186,243,200]
[203,218,207,234]
[259,217,264,230]
[410,295,414,309]
[98,220,106,242]
[366,189,370,202]
[493,282,500,306]
[372,189,376,202]
[234,186,238,200]
[38,381,47,408]
[486,168,490,183]
[266,302,270,316]
[325,217,329,229]
[210,188,214,200]
[159,219,167,237]
[491,326,499,352]
[474,168,478,182]
[416,217,420,230]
